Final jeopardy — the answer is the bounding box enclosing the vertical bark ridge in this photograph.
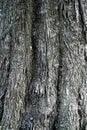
[45,0,59,129]
[55,0,85,130]
[1,0,32,129]
[77,0,87,129]
[0,0,13,122]
[75,0,87,130]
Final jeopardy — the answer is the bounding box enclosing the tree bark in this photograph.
[0,0,87,130]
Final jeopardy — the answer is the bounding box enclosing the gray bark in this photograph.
[0,0,87,130]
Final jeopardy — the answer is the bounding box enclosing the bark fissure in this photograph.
[78,0,87,42]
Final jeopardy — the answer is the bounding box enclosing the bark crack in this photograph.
[78,0,87,42]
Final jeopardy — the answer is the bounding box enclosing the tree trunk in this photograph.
[0,0,87,130]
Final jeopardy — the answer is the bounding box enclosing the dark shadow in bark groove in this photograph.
[20,0,45,129]
[77,1,87,129]
[53,42,63,130]
[24,0,42,107]
[51,6,63,129]
[78,88,82,130]
[0,98,4,121]
[78,0,86,42]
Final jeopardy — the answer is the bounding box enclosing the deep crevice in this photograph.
[78,88,82,130]
[52,7,63,129]
[78,0,86,42]
[77,0,87,129]
[24,0,43,107]
[20,0,46,129]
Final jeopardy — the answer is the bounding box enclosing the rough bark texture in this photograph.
[0,0,87,130]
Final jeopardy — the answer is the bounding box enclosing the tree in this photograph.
[0,0,87,130]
